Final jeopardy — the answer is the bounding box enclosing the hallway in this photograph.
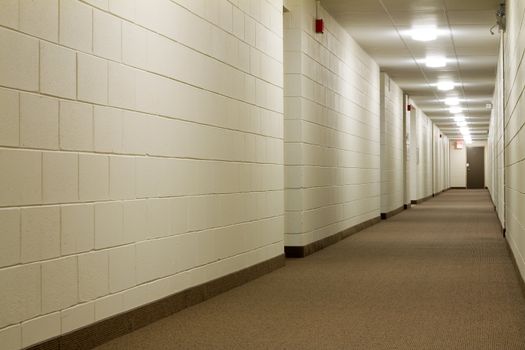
[3,1,525,348]
[95,190,525,350]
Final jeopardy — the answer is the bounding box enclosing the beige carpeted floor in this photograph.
[96,190,525,349]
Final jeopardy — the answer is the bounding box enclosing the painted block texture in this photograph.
[0,0,284,346]
[487,0,525,283]
[408,101,435,202]
[380,74,404,213]
[283,0,381,246]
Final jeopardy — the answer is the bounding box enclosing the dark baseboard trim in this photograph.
[450,186,467,189]
[404,203,411,210]
[27,255,285,350]
[487,191,505,237]
[489,195,496,210]
[410,194,433,205]
[497,214,506,238]
[381,205,405,220]
[433,188,450,197]
[284,216,381,258]
[504,240,525,298]
[438,188,451,195]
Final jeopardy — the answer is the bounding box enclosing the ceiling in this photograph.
[320,0,502,141]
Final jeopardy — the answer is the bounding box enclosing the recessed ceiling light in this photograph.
[437,81,455,91]
[426,56,447,68]
[411,26,438,41]
[460,127,470,136]
[444,97,460,106]
[453,115,466,122]
[450,107,463,114]
[456,120,467,127]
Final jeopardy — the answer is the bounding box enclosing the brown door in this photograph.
[466,147,484,189]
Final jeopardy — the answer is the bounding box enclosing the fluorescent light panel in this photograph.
[411,26,438,41]
[453,115,466,122]
[445,97,460,106]
[449,107,463,114]
[425,56,446,68]
[460,127,470,136]
[437,81,454,91]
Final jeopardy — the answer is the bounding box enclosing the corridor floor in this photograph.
[95,190,525,349]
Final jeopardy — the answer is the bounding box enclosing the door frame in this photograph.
[466,146,485,189]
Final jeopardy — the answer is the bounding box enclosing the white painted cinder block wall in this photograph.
[432,125,449,194]
[487,37,504,226]
[420,110,433,199]
[500,0,525,282]
[449,143,467,187]
[408,101,438,201]
[380,73,404,213]
[283,0,381,247]
[0,0,284,348]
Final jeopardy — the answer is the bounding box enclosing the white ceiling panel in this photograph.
[454,45,500,56]
[344,27,403,46]
[321,0,385,12]
[458,55,498,67]
[444,0,501,11]
[388,10,448,26]
[382,0,446,11]
[447,10,496,24]
[451,25,499,48]
[330,12,392,26]
[374,55,418,67]
[320,0,501,140]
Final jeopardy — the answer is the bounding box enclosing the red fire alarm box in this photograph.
[315,19,324,33]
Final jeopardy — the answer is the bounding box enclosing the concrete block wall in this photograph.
[283,0,380,247]
[450,142,466,187]
[420,111,434,198]
[408,101,437,201]
[487,37,505,226]
[443,134,450,191]
[380,73,404,214]
[0,0,284,348]
[433,124,450,193]
[502,0,525,281]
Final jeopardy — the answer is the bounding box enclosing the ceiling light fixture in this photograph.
[460,129,471,146]
[444,97,460,106]
[453,115,466,122]
[450,107,463,114]
[411,26,438,41]
[437,81,455,91]
[425,56,447,68]
[456,120,467,127]
[460,127,470,136]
